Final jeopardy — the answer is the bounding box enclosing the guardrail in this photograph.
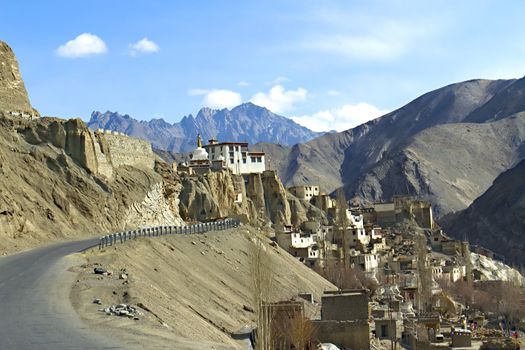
[98,218,241,249]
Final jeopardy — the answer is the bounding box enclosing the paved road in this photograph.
[0,238,130,349]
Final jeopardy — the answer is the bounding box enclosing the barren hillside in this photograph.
[271,79,514,193]
[439,159,525,266]
[72,227,336,349]
[347,113,525,216]
[0,115,172,255]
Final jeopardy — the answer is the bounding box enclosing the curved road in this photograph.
[0,238,131,349]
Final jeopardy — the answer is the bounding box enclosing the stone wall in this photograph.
[18,117,154,179]
[95,131,154,173]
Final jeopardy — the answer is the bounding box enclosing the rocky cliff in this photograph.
[0,114,173,254]
[175,169,298,228]
[0,41,36,115]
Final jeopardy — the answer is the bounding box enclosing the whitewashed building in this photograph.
[203,138,265,175]
[349,252,380,272]
[346,210,370,248]
[288,185,320,201]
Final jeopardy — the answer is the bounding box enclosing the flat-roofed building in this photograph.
[203,138,265,174]
[288,185,320,201]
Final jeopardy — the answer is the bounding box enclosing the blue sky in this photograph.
[2,0,525,132]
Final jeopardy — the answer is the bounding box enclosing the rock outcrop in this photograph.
[0,41,36,115]
[171,166,322,228]
[124,182,185,228]
[0,113,178,254]
[17,117,154,179]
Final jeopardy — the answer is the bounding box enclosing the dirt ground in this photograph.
[71,227,336,349]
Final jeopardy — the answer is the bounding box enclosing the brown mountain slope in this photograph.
[346,113,525,216]
[439,159,525,266]
[465,75,525,123]
[274,79,513,193]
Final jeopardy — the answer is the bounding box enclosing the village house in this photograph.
[345,210,370,249]
[287,185,320,201]
[311,192,336,212]
[373,284,404,341]
[373,196,434,229]
[275,229,320,266]
[202,137,265,175]
[349,251,380,273]
[314,290,371,350]
[442,262,466,282]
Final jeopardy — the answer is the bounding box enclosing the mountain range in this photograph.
[262,78,525,217]
[87,103,323,153]
[90,76,525,220]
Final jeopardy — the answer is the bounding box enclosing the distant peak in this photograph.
[196,107,217,119]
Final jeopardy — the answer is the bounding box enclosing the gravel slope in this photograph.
[73,227,336,349]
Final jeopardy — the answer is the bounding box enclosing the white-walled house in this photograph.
[291,232,315,249]
[349,251,380,272]
[345,211,370,248]
[203,139,265,175]
[288,185,320,201]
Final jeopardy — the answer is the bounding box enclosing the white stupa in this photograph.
[190,134,209,161]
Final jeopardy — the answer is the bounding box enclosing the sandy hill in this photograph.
[73,227,336,349]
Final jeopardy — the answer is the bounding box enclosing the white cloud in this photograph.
[129,38,160,56]
[250,85,307,114]
[266,76,290,85]
[188,88,242,109]
[303,34,405,61]
[327,90,341,96]
[300,20,436,61]
[292,103,389,132]
[56,33,107,58]
[237,81,251,87]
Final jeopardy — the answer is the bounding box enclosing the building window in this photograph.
[251,156,256,162]
[230,158,234,164]
[243,159,246,163]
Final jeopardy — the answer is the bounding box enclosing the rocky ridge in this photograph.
[88,103,323,153]
[0,41,35,115]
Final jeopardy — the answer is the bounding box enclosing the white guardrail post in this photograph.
[98,218,239,249]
